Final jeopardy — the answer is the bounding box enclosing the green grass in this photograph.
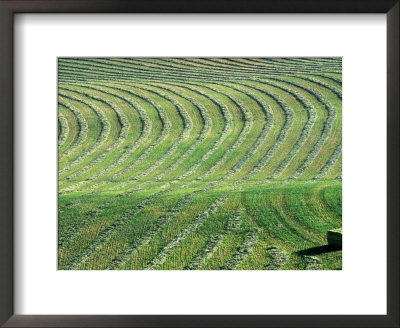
[58,57,342,270]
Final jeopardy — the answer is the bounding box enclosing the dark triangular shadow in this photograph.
[295,245,341,256]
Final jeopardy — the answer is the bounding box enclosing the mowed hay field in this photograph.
[58,58,342,270]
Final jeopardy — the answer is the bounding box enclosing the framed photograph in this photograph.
[1,1,398,327]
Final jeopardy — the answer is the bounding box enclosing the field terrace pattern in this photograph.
[58,58,342,270]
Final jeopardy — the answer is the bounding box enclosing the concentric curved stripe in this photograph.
[58,57,342,270]
[58,98,88,159]
[58,112,69,147]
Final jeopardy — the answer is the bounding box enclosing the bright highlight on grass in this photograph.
[58,57,342,270]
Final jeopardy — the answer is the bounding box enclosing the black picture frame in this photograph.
[0,1,398,327]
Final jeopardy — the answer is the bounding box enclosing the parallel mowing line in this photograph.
[249,58,341,71]
[145,194,229,270]
[114,57,317,78]
[230,57,341,70]
[62,55,340,79]
[58,113,69,147]
[59,87,130,181]
[176,59,342,79]
[108,183,229,270]
[60,60,262,85]
[107,189,204,269]
[221,228,259,270]
[107,83,192,188]
[101,58,251,83]
[231,82,294,185]
[59,59,340,85]
[62,189,170,270]
[179,58,339,77]
[58,90,111,175]
[268,77,337,181]
[204,57,340,73]
[57,99,88,159]
[61,83,152,192]
[185,210,243,270]
[58,202,109,249]
[215,57,334,73]
[58,67,340,86]
[313,142,342,180]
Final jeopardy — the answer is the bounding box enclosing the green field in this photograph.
[58,58,342,270]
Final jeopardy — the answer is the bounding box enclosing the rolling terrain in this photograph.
[58,58,342,270]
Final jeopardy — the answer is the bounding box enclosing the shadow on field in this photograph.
[295,245,340,256]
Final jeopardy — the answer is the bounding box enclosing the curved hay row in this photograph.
[112,82,215,195]
[207,82,273,184]
[266,76,341,180]
[58,89,112,176]
[298,76,342,99]
[57,98,88,159]
[67,83,171,192]
[105,83,192,189]
[313,142,342,180]
[58,104,80,156]
[66,84,166,194]
[82,82,225,194]
[154,84,234,190]
[104,86,174,190]
[179,83,254,188]
[259,79,318,181]
[270,77,338,181]
[232,82,294,184]
[58,112,69,147]
[145,83,213,184]
[60,83,152,192]
[61,85,131,178]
